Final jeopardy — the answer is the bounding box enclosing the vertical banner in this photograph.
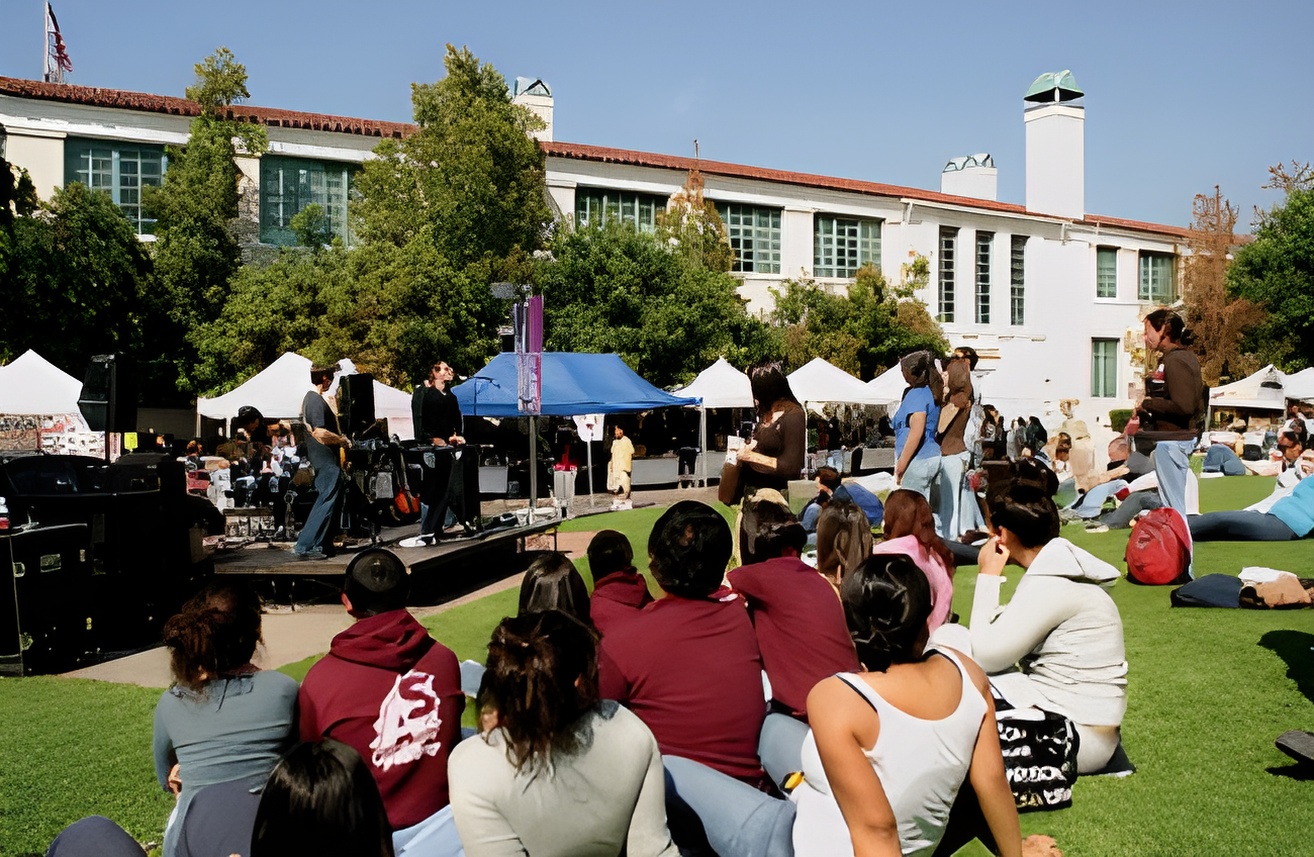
[516,295,543,415]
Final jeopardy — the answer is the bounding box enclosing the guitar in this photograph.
[394,453,422,516]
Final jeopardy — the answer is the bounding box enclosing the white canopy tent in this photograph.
[1209,364,1287,411]
[0,350,84,415]
[672,358,756,486]
[788,358,897,406]
[1284,367,1314,401]
[196,352,415,439]
[866,364,908,403]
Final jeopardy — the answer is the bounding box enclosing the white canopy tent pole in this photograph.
[699,404,707,487]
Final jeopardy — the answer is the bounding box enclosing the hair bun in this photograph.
[1011,458,1058,500]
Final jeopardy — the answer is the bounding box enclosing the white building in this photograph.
[1,69,1184,431]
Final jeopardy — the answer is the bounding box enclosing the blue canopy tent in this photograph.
[452,353,699,511]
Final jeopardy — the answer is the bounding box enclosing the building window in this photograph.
[814,216,881,277]
[938,227,957,323]
[1138,251,1175,303]
[975,231,993,324]
[1097,246,1118,299]
[64,138,167,235]
[575,188,667,233]
[259,156,352,246]
[1010,235,1026,326]
[1091,338,1118,398]
[717,204,782,274]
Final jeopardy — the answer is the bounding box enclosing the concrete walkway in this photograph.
[61,484,711,688]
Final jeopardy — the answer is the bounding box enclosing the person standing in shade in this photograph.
[295,363,350,560]
[404,361,466,547]
[610,424,635,504]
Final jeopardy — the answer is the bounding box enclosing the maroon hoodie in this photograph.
[299,610,464,830]
[590,567,655,635]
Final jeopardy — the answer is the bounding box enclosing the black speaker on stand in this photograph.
[337,373,378,440]
[78,354,137,460]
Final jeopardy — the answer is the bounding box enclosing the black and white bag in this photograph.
[995,705,1081,812]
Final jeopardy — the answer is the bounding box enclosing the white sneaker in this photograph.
[398,534,435,548]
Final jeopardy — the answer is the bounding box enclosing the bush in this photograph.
[1109,409,1133,433]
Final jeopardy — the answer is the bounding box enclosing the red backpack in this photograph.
[1125,507,1192,585]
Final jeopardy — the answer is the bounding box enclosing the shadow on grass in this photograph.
[1259,629,1314,704]
[1267,763,1314,781]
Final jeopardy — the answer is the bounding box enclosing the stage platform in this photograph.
[211,517,561,605]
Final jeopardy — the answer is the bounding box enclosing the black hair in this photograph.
[343,549,409,616]
[647,500,732,598]
[586,530,635,578]
[840,554,932,672]
[518,552,592,626]
[477,610,601,773]
[251,740,394,857]
[236,405,264,426]
[162,580,263,691]
[748,361,800,415]
[985,458,1061,548]
[738,496,806,565]
[900,351,945,404]
[815,499,873,586]
[1145,308,1196,347]
[952,345,980,370]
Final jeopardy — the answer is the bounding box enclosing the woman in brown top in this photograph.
[937,351,975,539]
[737,362,807,496]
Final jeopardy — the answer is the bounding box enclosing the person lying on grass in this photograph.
[1189,469,1314,542]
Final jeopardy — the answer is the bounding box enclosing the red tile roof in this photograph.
[544,141,1190,238]
[0,76,412,139]
[0,76,1188,237]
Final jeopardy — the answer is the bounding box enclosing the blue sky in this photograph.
[2,0,1310,227]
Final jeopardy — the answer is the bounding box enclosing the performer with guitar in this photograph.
[402,361,468,548]
[294,362,351,560]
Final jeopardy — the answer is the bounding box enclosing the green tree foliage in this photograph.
[0,183,156,372]
[538,222,772,387]
[768,260,947,378]
[1227,179,1314,371]
[146,47,268,391]
[655,168,734,273]
[353,45,550,265]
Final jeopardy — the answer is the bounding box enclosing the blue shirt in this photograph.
[893,387,942,460]
[1270,477,1314,538]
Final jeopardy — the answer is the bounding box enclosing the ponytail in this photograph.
[1145,308,1195,348]
[479,611,600,772]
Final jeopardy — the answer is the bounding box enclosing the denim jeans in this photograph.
[294,442,343,556]
[937,452,969,539]
[1152,440,1196,518]
[1188,511,1299,542]
[1068,480,1130,519]
[393,805,464,857]
[901,455,940,506]
[664,756,795,857]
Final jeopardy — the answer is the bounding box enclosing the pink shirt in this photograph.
[872,534,955,635]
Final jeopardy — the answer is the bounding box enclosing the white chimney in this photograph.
[941,153,997,201]
[1024,70,1084,219]
[512,77,553,142]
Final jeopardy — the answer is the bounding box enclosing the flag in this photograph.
[45,3,73,83]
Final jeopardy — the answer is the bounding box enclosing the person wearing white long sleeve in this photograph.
[931,458,1127,773]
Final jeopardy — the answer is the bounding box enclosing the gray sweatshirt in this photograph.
[967,537,1127,727]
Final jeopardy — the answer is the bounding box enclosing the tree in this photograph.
[538,222,769,387]
[1228,170,1314,371]
[353,45,550,266]
[145,47,268,392]
[655,167,734,273]
[768,259,947,378]
[1181,186,1266,384]
[0,183,156,373]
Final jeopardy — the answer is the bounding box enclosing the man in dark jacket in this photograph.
[298,549,464,856]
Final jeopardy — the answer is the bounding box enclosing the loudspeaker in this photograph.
[78,354,137,433]
[337,373,376,439]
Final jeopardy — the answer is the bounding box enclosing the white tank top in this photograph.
[791,649,987,857]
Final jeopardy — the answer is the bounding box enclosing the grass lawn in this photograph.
[2,479,1312,855]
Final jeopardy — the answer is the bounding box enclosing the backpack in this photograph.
[1125,507,1191,585]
